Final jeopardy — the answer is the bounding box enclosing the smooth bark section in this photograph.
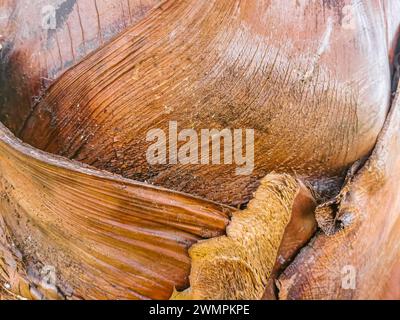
[172,174,316,300]
[277,84,400,300]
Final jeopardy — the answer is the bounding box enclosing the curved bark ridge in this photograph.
[276,83,400,299]
[0,123,231,299]
[0,0,399,301]
[172,174,316,300]
[15,0,393,206]
[0,0,161,134]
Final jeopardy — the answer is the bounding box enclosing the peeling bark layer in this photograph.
[0,123,231,299]
[277,83,400,300]
[172,174,316,300]
[0,0,399,301]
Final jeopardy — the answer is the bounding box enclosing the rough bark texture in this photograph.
[171,174,316,300]
[0,123,231,299]
[276,83,400,300]
[0,0,399,300]
[3,0,398,206]
[0,0,160,134]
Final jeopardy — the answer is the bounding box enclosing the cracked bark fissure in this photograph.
[1,0,400,300]
[275,82,400,300]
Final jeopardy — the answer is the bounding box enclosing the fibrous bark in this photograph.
[275,83,400,300]
[0,122,231,299]
[4,0,399,206]
[171,174,316,300]
[0,0,400,300]
[0,0,160,134]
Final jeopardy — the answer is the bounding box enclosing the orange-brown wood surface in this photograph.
[2,0,398,205]
[0,0,400,300]
[0,122,231,299]
[277,84,400,299]
[0,0,160,133]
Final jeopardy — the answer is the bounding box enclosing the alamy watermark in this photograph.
[146,121,254,175]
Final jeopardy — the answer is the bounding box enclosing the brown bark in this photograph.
[275,83,400,300]
[171,174,316,300]
[0,122,231,299]
[0,0,399,300]
[0,0,160,133]
[3,0,398,206]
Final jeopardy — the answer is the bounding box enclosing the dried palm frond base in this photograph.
[2,85,400,299]
[1,0,400,300]
[0,140,316,300]
[0,122,231,300]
